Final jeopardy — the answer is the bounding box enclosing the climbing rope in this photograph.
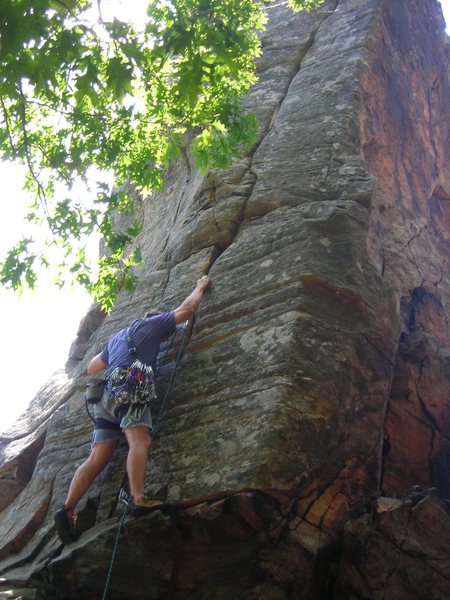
[101,316,193,600]
[101,501,129,600]
[153,317,193,439]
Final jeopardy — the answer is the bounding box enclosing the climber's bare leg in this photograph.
[124,426,152,505]
[64,440,118,519]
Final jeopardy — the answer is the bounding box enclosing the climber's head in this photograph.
[130,310,161,327]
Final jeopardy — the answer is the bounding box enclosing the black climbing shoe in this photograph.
[54,506,80,545]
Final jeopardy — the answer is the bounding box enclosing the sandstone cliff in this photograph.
[1,0,450,598]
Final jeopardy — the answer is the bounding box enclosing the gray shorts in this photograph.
[92,390,153,445]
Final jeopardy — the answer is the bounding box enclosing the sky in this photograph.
[0,0,144,435]
[0,161,94,434]
[0,1,449,435]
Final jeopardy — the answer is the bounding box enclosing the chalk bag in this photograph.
[85,378,105,404]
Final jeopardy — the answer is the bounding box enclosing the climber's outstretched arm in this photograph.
[174,276,210,325]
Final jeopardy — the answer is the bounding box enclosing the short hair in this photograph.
[144,309,161,318]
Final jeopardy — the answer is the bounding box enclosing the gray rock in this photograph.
[1,0,450,598]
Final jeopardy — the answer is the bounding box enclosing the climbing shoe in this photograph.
[54,506,80,545]
[128,497,165,515]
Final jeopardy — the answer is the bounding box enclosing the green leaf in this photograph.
[288,0,324,12]
[0,238,37,291]
[0,0,325,310]
[106,57,134,102]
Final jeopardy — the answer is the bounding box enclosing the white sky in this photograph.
[0,1,449,434]
[0,161,94,434]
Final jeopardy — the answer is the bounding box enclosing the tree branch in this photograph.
[18,83,56,238]
[0,95,18,158]
[27,98,72,117]
[52,0,78,20]
[97,0,104,23]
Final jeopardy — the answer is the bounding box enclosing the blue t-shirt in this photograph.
[100,311,176,375]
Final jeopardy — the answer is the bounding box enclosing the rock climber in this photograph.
[54,275,210,545]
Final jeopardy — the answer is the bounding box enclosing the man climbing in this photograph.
[54,275,210,545]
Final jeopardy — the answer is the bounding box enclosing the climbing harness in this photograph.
[101,317,193,600]
[84,322,179,425]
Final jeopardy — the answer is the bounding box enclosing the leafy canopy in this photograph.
[0,0,324,310]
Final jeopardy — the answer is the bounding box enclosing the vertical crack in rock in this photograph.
[251,0,340,149]
[427,82,440,175]
[172,148,193,226]
[159,1,343,357]
[200,0,341,274]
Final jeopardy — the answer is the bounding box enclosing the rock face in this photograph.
[1,0,450,598]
